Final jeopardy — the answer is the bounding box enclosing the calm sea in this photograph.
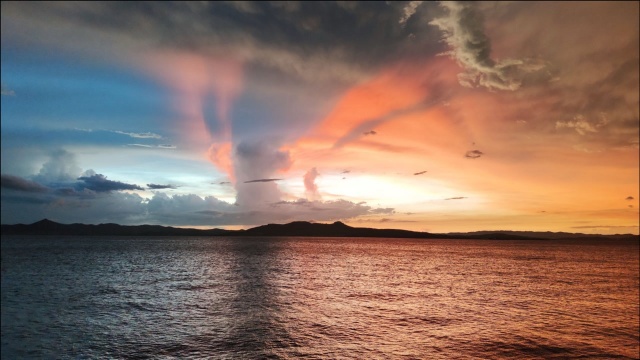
[1,236,638,359]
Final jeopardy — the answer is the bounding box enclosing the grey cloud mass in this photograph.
[1,1,444,85]
[234,140,292,208]
[1,174,50,193]
[33,149,82,184]
[77,172,144,192]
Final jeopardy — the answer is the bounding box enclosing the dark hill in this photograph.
[241,221,447,238]
[2,219,637,241]
[1,219,232,236]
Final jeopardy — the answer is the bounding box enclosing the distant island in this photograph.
[1,219,638,241]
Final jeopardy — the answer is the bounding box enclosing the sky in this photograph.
[1,1,638,234]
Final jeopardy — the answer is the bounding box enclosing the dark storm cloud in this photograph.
[465,150,484,159]
[147,183,177,190]
[1,1,444,84]
[54,187,97,199]
[1,174,50,193]
[77,172,144,192]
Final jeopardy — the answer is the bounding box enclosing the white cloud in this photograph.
[556,115,606,135]
[113,130,163,139]
[399,1,423,26]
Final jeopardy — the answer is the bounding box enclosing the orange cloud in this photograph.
[289,58,466,178]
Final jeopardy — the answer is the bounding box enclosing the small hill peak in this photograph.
[32,219,58,226]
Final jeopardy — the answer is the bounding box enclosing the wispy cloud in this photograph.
[413,170,427,175]
[363,130,377,136]
[114,130,163,139]
[445,196,466,200]
[127,144,176,149]
[399,1,423,27]
[464,150,484,159]
[555,114,608,135]
[626,196,635,201]
[147,184,177,190]
[429,1,547,91]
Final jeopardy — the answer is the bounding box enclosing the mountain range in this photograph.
[1,219,637,241]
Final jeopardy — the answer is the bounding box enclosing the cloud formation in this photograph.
[1,174,49,193]
[626,196,634,201]
[147,184,177,190]
[234,140,292,208]
[413,171,427,175]
[304,167,320,201]
[33,149,82,184]
[1,2,443,85]
[464,150,484,159]
[113,130,163,139]
[430,1,546,91]
[77,171,144,192]
[445,196,466,200]
[399,1,423,27]
[556,115,608,136]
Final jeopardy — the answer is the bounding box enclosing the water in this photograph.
[1,236,638,359]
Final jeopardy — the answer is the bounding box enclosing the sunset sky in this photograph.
[1,1,638,234]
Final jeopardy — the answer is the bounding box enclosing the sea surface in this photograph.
[1,236,638,359]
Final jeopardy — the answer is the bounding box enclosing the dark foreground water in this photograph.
[1,236,638,359]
